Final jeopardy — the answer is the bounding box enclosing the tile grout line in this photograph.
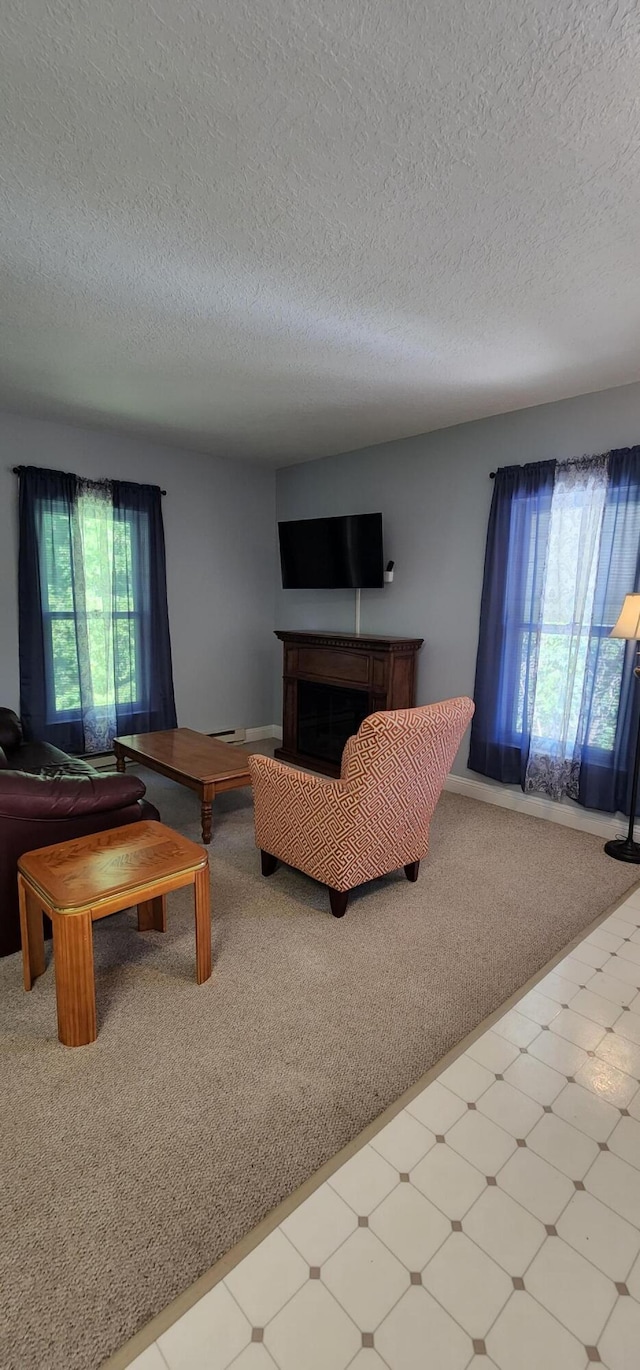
[149,979,640,1367]
[237,1144,538,1363]
[226,1332,280,1370]
[223,1224,365,1362]
[139,964,640,1366]
[343,1324,396,1370]
[103,883,640,1370]
[591,1279,634,1366]
[371,979,640,1341]
[472,998,640,1351]
[455,1056,640,1357]
[262,1069,637,1365]
[414,1134,602,1355]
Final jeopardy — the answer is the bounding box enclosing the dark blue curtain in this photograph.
[18,466,77,751]
[111,478,177,741]
[468,461,556,785]
[578,447,640,814]
[18,465,177,752]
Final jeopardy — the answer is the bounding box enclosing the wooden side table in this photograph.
[18,820,211,1047]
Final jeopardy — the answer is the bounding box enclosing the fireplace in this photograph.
[275,631,424,776]
[297,680,371,766]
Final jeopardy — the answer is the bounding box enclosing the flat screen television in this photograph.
[278,512,384,589]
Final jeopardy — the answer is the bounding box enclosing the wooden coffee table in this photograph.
[113,728,252,844]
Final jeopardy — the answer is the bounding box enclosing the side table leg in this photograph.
[18,876,46,991]
[193,865,212,984]
[53,912,97,1047]
[201,799,213,845]
[138,895,167,932]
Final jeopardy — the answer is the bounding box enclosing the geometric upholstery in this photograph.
[249,696,474,893]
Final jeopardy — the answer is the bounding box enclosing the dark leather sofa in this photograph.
[0,707,159,957]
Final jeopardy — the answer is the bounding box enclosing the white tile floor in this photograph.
[128,888,640,1370]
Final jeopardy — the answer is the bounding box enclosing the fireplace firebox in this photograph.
[297,680,371,766]
[275,630,424,777]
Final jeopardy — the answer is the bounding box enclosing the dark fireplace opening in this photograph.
[297,680,370,765]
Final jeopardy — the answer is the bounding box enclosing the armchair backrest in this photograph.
[342,696,474,822]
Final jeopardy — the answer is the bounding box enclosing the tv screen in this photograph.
[279,513,384,589]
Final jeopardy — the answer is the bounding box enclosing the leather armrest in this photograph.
[0,707,23,752]
[0,771,146,820]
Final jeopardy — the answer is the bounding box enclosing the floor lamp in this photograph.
[604,593,640,863]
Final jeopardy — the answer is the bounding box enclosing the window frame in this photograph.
[494,477,638,764]
[38,498,146,726]
[508,618,625,758]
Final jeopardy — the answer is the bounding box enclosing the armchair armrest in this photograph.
[249,752,344,795]
[248,753,355,888]
[0,771,146,821]
[340,734,358,778]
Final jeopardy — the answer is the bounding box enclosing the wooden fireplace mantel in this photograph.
[274,629,424,777]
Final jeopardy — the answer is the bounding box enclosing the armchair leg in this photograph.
[329,888,349,918]
[261,850,278,876]
[404,860,420,882]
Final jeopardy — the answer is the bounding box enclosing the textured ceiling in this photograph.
[2,1,640,465]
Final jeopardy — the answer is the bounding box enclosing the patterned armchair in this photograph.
[249,696,474,916]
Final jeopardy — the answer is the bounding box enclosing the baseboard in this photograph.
[245,724,282,742]
[93,732,628,841]
[243,736,629,839]
[444,772,634,840]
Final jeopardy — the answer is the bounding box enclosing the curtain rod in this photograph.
[11,465,167,495]
[489,451,613,480]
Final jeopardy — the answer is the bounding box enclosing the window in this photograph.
[19,464,176,755]
[513,467,632,757]
[469,450,640,809]
[38,493,146,724]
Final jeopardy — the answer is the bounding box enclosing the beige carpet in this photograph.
[1,774,638,1370]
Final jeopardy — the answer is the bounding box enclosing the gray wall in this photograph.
[6,379,640,759]
[0,411,277,732]
[276,379,640,777]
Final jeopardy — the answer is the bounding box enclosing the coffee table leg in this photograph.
[114,745,125,774]
[193,864,212,984]
[138,895,167,932]
[18,875,45,991]
[201,798,213,844]
[53,912,97,1047]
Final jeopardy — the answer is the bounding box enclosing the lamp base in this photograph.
[604,836,640,863]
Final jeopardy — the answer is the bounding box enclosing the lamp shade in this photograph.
[610,594,640,640]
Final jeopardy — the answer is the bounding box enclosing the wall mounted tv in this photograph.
[278,512,384,589]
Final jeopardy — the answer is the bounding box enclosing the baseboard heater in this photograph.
[82,728,247,771]
[82,752,118,771]
[208,728,247,745]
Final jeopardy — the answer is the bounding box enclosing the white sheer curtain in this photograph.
[524,457,609,800]
[71,480,118,752]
